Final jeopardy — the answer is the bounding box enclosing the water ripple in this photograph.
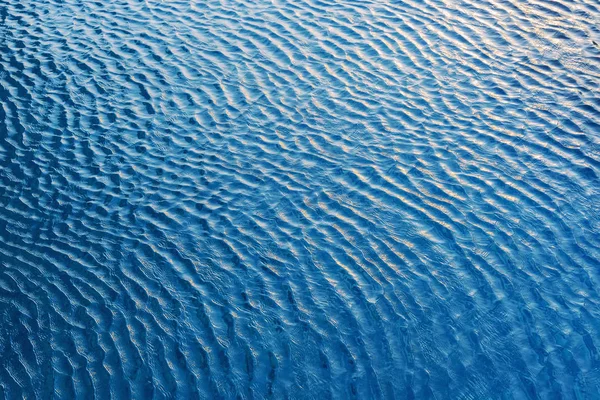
[1,0,600,398]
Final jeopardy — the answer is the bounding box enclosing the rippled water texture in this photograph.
[1,0,600,398]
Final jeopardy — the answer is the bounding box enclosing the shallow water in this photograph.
[1,0,600,398]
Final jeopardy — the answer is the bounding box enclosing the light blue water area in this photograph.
[1,0,600,398]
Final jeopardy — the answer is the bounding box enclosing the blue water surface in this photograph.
[1,0,600,398]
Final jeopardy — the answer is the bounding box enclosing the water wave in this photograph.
[1,0,599,398]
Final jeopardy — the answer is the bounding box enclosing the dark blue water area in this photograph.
[1,0,600,398]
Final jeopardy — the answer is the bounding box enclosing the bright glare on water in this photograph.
[1,0,600,398]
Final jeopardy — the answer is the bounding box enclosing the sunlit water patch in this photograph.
[1,0,600,398]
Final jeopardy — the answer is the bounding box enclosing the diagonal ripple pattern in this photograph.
[1,0,600,398]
